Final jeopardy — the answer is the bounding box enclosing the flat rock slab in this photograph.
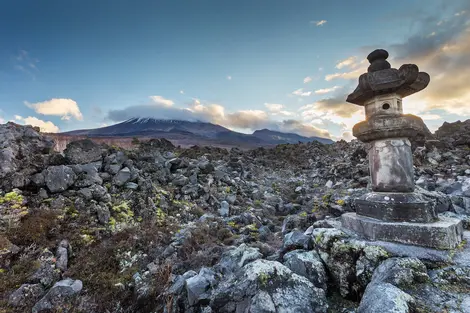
[345,231,470,267]
[341,213,463,250]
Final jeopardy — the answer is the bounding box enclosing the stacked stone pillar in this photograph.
[341,49,463,249]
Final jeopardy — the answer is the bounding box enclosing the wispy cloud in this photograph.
[303,76,312,83]
[292,88,312,97]
[226,75,232,80]
[14,50,39,79]
[264,103,284,112]
[335,56,357,69]
[325,69,363,81]
[149,95,174,107]
[264,103,294,116]
[311,20,327,26]
[314,86,342,94]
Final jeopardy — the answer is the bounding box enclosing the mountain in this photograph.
[252,129,334,145]
[63,118,229,138]
[61,117,333,146]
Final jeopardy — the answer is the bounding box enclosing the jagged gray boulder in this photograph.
[0,123,53,188]
[44,165,76,193]
[32,278,83,313]
[64,139,102,164]
[55,239,69,271]
[113,167,132,186]
[185,268,217,306]
[358,283,415,313]
[219,201,230,217]
[283,249,327,290]
[211,259,328,313]
[8,283,45,308]
[216,243,263,275]
[283,230,312,251]
[71,162,103,187]
[358,258,428,313]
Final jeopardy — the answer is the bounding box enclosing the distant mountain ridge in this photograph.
[252,128,333,145]
[62,117,334,146]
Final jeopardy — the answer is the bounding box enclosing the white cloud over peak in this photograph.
[149,95,175,107]
[14,115,60,133]
[25,98,83,121]
[107,98,331,138]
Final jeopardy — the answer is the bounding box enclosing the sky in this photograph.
[0,0,469,140]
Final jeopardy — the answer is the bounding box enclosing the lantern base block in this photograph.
[354,192,437,223]
[341,213,463,250]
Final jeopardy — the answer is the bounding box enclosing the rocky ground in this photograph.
[0,120,469,313]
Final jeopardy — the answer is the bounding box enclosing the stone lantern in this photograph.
[341,49,463,249]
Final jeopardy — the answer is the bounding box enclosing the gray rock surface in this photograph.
[211,259,328,313]
[8,283,45,308]
[283,249,327,290]
[45,165,76,192]
[113,167,132,186]
[32,279,83,313]
[64,139,102,164]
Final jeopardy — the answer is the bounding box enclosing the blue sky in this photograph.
[1,0,469,140]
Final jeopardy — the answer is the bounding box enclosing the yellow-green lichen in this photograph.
[156,208,166,226]
[0,192,24,205]
[258,272,270,287]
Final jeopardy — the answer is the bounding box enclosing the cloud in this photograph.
[25,98,83,121]
[301,94,361,119]
[292,88,312,97]
[277,120,331,138]
[14,50,39,79]
[335,56,357,69]
[264,103,294,117]
[226,110,269,129]
[340,131,354,141]
[226,75,232,80]
[264,103,284,112]
[14,115,60,133]
[314,86,342,94]
[419,114,442,120]
[303,76,313,83]
[149,95,174,107]
[324,69,363,81]
[180,90,185,94]
[311,20,327,26]
[386,2,470,116]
